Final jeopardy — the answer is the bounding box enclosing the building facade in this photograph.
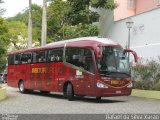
[98,0,160,61]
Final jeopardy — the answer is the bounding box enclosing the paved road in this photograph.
[0,87,160,114]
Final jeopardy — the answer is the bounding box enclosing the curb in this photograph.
[0,85,7,101]
[131,89,160,100]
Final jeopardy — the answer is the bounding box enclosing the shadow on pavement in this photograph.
[14,90,126,104]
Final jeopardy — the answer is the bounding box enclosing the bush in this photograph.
[132,58,160,91]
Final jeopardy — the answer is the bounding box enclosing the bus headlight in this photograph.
[127,83,133,88]
[97,82,108,88]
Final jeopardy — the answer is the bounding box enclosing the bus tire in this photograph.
[66,83,74,101]
[40,90,50,94]
[18,81,26,93]
[96,97,101,101]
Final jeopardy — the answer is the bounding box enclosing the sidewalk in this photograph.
[0,84,7,101]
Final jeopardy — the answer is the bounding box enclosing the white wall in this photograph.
[98,8,160,60]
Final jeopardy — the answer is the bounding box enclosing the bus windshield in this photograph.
[97,46,130,75]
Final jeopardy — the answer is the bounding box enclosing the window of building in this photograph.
[127,0,136,9]
[155,0,160,6]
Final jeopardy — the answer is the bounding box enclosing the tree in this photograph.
[47,0,71,41]
[28,0,32,48]
[0,0,5,16]
[60,24,99,40]
[67,0,116,25]
[0,18,10,71]
[7,4,42,46]
[47,0,116,41]
[6,0,116,45]
[41,0,47,46]
[8,21,28,50]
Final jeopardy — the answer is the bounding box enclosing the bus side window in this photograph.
[8,55,14,65]
[34,51,46,63]
[65,47,84,68]
[20,53,32,64]
[48,48,63,62]
[14,54,20,64]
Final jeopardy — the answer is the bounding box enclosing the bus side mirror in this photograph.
[125,49,138,62]
[95,47,102,60]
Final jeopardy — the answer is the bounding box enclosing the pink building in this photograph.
[114,0,160,21]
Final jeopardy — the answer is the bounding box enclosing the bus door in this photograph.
[65,47,85,95]
[83,49,96,96]
[66,48,95,96]
[67,48,96,96]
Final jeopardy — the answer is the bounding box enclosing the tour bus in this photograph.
[8,37,138,101]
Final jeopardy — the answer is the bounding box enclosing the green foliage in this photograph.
[132,59,160,91]
[8,21,28,50]
[53,23,98,41]
[0,18,10,71]
[7,12,27,23]
[7,0,116,44]
[47,0,105,41]
[7,4,42,44]
[67,0,117,25]
[0,0,5,16]
[91,0,117,9]
[47,0,71,41]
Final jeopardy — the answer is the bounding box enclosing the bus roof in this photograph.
[9,37,120,55]
[46,36,118,46]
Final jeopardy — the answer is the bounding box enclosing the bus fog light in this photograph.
[97,82,108,88]
[127,83,133,88]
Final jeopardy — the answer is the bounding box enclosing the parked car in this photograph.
[0,73,3,83]
[2,73,7,83]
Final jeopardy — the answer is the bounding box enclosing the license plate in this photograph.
[111,80,120,85]
[116,91,121,94]
[111,80,125,85]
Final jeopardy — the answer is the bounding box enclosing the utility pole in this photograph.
[27,0,32,48]
[126,18,134,61]
[41,0,47,46]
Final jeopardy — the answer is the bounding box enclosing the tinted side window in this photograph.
[65,48,94,73]
[14,54,21,64]
[65,48,84,68]
[48,48,63,62]
[20,53,32,64]
[8,55,14,65]
[33,51,46,63]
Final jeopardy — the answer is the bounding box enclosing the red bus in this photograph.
[7,37,138,101]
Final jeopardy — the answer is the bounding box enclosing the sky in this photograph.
[1,0,43,18]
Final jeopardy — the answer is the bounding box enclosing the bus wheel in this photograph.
[96,97,101,101]
[40,90,50,94]
[66,83,74,101]
[18,81,26,93]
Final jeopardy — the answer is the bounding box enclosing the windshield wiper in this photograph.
[116,71,131,76]
[99,70,130,76]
